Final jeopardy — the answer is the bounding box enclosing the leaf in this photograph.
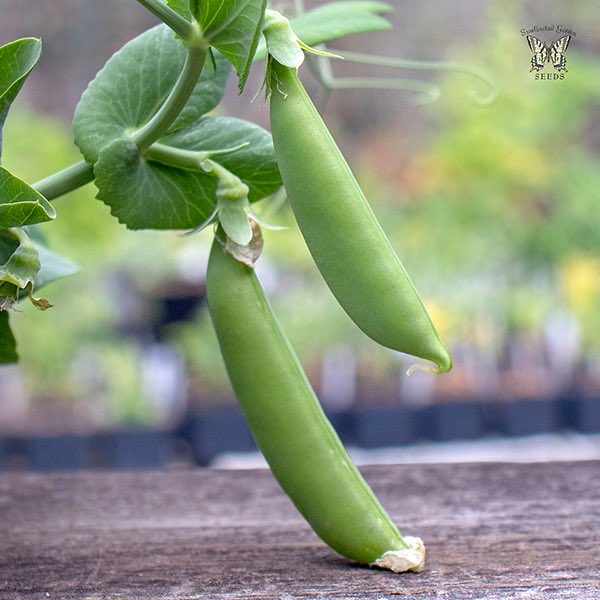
[34,241,79,290]
[0,228,40,290]
[0,228,63,311]
[0,166,56,227]
[167,0,192,21]
[195,0,267,92]
[254,1,392,61]
[0,227,76,311]
[95,116,281,230]
[94,136,216,230]
[0,310,18,363]
[262,10,305,69]
[72,25,231,164]
[218,198,253,245]
[291,1,392,44]
[0,38,42,159]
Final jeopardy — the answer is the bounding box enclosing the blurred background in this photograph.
[0,0,599,470]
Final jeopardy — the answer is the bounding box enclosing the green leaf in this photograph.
[0,166,56,227]
[94,136,216,230]
[0,228,40,290]
[254,1,392,61]
[95,116,281,230]
[262,10,305,69]
[0,310,18,363]
[73,25,231,164]
[0,227,75,313]
[34,241,79,290]
[0,38,42,159]
[167,0,192,20]
[219,199,253,245]
[291,1,392,44]
[0,228,61,311]
[195,0,267,92]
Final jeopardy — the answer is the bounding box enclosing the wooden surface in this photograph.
[1,462,599,599]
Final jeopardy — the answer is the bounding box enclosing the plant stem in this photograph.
[145,143,206,171]
[133,28,208,153]
[32,160,95,200]
[145,141,250,171]
[135,0,195,40]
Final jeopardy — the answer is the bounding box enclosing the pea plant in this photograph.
[0,0,493,573]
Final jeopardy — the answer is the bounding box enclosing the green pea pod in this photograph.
[269,59,451,374]
[206,236,425,573]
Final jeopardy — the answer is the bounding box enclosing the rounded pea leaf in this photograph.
[0,38,42,158]
[94,136,217,230]
[94,116,281,230]
[0,166,56,227]
[72,25,231,164]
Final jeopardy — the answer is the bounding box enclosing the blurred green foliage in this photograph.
[3,109,187,424]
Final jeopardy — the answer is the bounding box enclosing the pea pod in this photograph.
[269,59,451,373]
[206,236,425,572]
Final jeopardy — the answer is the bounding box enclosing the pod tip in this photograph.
[370,536,426,573]
[406,349,452,376]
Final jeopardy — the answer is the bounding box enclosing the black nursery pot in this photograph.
[27,434,89,472]
[499,398,563,437]
[183,406,257,466]
[569,396,600,433]
[0,436,8,470]
[428,401,485,442]
[92,428,173,470]
[354,406,417,448]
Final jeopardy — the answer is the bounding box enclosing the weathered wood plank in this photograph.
[1,462,599,599]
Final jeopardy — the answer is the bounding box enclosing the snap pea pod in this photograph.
[206,237,425,572]
[269,59,451,373]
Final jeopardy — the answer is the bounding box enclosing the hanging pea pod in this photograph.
[268,58,451,373]
[206,231,425,572]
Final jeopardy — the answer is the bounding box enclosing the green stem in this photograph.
[32,160,95,201]
[145,143,207,171]
[133,28,208,153]
[146,142,250,171]
[135,0,195,40]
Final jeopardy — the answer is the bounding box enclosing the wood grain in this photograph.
[1,462,599,599]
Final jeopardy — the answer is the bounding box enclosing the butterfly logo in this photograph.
[527,35,571,72]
